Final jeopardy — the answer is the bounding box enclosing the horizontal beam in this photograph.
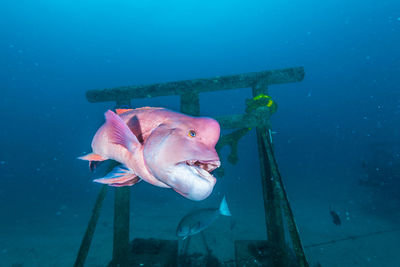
[86,67,305,103]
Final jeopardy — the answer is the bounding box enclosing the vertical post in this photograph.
[111,186,130,267]
[261,132,309,267]
[252,82,287,265]
[111,100,131,267]
[74,185,108,267]
[180,91,200,116]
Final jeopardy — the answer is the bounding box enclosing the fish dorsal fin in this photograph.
[115,108,134,115]
[105,110,140,152]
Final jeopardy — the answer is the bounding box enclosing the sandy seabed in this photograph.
[1,171,400,267]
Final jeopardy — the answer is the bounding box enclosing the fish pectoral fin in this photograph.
[93,165,141,186]
[105,110,140,152]
[109,177,141,187]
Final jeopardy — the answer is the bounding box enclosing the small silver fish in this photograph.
[176,196,231,240]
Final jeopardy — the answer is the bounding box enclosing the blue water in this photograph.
[1,0,400,266]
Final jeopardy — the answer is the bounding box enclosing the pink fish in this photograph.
[79,107,221,201]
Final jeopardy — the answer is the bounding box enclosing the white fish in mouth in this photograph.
[176,196,231,240]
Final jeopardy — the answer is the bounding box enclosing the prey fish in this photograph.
[176,196,231,240]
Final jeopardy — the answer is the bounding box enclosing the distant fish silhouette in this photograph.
[329,206,341,226]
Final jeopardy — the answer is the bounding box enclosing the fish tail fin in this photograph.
[219,196,231,216]
[77,153,107,161]
[77,153,108,172]
[105,110,140,152]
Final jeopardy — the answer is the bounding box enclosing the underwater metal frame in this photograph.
[74,67,307,267]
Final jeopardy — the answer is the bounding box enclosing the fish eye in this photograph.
[188,130,196,137]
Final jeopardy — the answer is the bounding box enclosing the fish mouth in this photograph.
[179,159,220,182]
[170,159,220,200]
[185,159,220,172]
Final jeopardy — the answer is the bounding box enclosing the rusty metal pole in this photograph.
[252,83,287,265]
[86,67,305,103]
[261,131,309,267]
[111,186,130,267]
[74,185,108,267]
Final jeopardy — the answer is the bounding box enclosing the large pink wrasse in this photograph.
[79,107,221,201]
